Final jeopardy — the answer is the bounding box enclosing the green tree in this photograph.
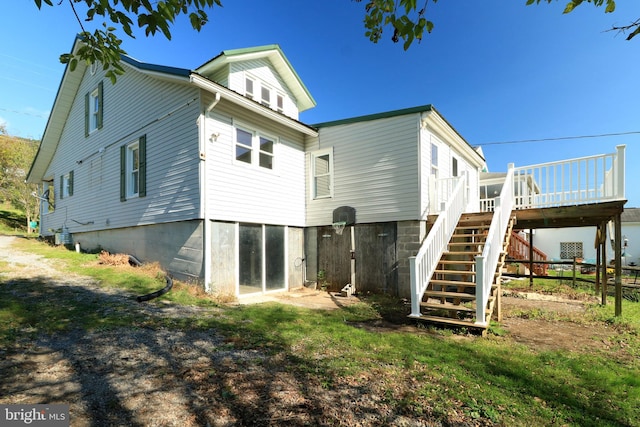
[0,132,41,233]
[35,0,638,79]
[34,0,222,83]
[359,0,638,50]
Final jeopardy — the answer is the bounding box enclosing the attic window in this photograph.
[245,77,254,99]
[261,87,271,107]
[276,94,284,113]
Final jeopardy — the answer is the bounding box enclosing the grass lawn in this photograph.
[1,237,639,426]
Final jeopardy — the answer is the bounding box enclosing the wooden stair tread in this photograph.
[448,241,485,246]
[443,251,481,256]
[420,301,490,313]
[423,290,477,299]
[454,225,490,231]
[438,260,475,265]
[430,279,477,287]
[409,314,488,329]
[434,269,476,275]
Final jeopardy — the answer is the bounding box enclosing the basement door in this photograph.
[238,223,286,295]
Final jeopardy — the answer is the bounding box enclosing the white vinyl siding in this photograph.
[41,64,201,236]
[420,131,480,216]
[227,61,299,119]
[307,115,420,226]
[204,102,306,226]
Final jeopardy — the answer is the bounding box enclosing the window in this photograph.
[560,242,583,259]
[45,181,55,213]
[243,74,288,115]
[235,128,253,165]
[128,142,140,196]
[431,143,438,177]
[85,82,103,136]
[245,77,254,99]
[60,171,74,199]
[261,86,271,107]
[276,94,284,113]
[312,149,333,199]
[234,125,276,170]
[259,136,274,169]
[120,135,146,201]
[452,157,458,177]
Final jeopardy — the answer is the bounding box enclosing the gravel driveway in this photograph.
[0,236,431,427]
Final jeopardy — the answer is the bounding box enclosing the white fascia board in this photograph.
[190,74,318,137]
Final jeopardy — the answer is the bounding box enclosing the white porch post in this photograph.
[475,254,486,325]
[409,256,420,317]
[615,145,625,200]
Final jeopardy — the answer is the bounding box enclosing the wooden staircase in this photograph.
[415,212,514,332]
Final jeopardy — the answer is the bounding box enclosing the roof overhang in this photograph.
[27,38,192,184]
[421,109,486,169]
[190,73,318,137]
[27,37,86,183]
[195,45,316,113]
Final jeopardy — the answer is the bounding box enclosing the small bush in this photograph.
[98,251,130,266]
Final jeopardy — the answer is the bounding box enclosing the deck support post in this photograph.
[614,213,622,316]
[595,224,601,295]
[529,229,534,288]
[602,222,608,306]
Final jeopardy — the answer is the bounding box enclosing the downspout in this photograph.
[200,92,221,293]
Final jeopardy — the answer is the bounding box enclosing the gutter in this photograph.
[189,73,318,137]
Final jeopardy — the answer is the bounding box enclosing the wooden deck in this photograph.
[512,200,626,230]
[510,200,627,316]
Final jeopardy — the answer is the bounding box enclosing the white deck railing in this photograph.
[475,166,515,326]
[512,145,626,209]
[409,173,467,318]
[479,145,625,212]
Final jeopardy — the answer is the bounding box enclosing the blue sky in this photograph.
[2,1,639,205]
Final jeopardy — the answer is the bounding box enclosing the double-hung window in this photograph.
[120,135,146,201]
[311,149,333,199]
[60,171,74,199]
[85,81,103,136]
[430,143,438,177]
[234,125,276,170]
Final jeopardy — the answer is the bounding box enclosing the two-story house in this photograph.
[27,37,486,300]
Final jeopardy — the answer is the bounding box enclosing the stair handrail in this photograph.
[475,165,515,326]
[508,231,548,275]
[409,172,467,318]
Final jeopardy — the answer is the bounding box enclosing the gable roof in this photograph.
[195,45,316,113]
[27,37,192,183]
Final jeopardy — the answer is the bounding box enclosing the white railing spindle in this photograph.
[508,146,625,209]
[409,172,468,318]
[475,165,515,326]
